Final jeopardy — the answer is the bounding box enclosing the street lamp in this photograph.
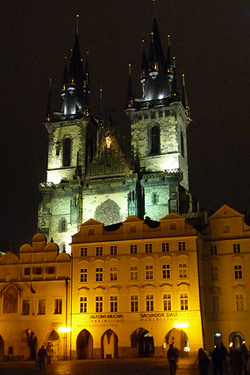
[58,327,71,360]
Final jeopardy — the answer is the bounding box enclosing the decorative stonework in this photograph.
[94,199,121,226]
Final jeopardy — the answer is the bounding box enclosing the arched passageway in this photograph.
[20,330,37,360]
[101,329,118,359]
[77,329,93,359]
[45,329,60,360]
[130,328,154,358]
[165,328,189,356]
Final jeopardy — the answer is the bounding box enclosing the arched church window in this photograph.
[63,137,71,167]
[59,218,67,232]
[149,125,160,155]
[180,131,185,157]
[152,192,159,205]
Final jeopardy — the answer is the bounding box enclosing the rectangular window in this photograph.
[110,296,118,312]
[163,294,171,311]
[210,245,218,255]
[81,247,88,257]
[233,244,241,253]
[130,266,139,281]
[110,267,118,282]
[130,226,136,233]
[211,295,220,313]
[211,266,219,281]
[146,295,154,311]
[131,295,138,312]
[145,243,152,253]
[38,299,46,315]
[88,229,95,236]
[95,296,103,312]
[96,267,103,282]
[80,268,88,283]
[178,241,186,251]
[162,264,170,279]
[180,293,188,310]
[24,268,30,276]
[178,263,188,279]
[80,297,87,313]
[34,267,42,275]
[130,244,137,254]
[223,225,230,233]
[54,299,62,314]
[22,300,30,315]
[234,265,242,280]
[162,242,170,252]
[145,265,154,280]
[236,294,244,311]
[96,246,103,256]
[110,245,117,255]
[48,267,54,274]
[169,223,176,230]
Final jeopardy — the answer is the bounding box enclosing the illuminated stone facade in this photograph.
[38,16,194,253]
[0,234,70,360]
[2,206,250,359]
[199,205,250,351]
[70,214,203,359]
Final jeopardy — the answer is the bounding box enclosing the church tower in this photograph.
[126,17,192,220]
[38,13,195,253]
[38,28,98,252]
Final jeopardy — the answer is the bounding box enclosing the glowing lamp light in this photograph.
[58,327,71,333]
[174,322,189,329]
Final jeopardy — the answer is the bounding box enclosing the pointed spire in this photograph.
[84,53,90,93]
[45,79,53,122]
[140,40,147,84]
[76,14,79,35]
[98,87,104,126]
[126,64,135,110]
[170,57,180,101]
[148,32,159,79]
[166,35,175,83]
[151,17,165,66]
[182,74,190,117]
[153,0,157,17]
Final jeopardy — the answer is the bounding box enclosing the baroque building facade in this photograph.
[1,206,250,360]
[38,16,194,253]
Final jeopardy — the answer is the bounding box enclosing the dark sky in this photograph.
[1,0,250,252]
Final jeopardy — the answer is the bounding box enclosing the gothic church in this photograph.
[38,16,195,253]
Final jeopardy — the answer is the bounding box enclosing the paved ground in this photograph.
[0,356,208,375]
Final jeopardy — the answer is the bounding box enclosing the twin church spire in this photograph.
[46,22,90,123]
[126,17,189,116]
[46,14,190,124]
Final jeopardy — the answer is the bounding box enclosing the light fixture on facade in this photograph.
[58,327,71,333]
[174,322,189,328]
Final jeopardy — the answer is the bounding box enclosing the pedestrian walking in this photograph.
[230,348,242,375]
[220,342,230,373]
[212,345,224,375]
[167,343,178,375]
[242,343,248,375]
[37,345,47,370]
[195,348,210,375]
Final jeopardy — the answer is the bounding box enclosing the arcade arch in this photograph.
[45,329,60,360]
[165,328,189,355]
[130,328,154,358]
[101,329,118,359]
[76,329,93,359]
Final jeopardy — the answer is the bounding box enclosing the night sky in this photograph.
[1,0,250,252]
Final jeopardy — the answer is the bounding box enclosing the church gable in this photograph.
[87,129,130,178]
[209,205,243,220]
